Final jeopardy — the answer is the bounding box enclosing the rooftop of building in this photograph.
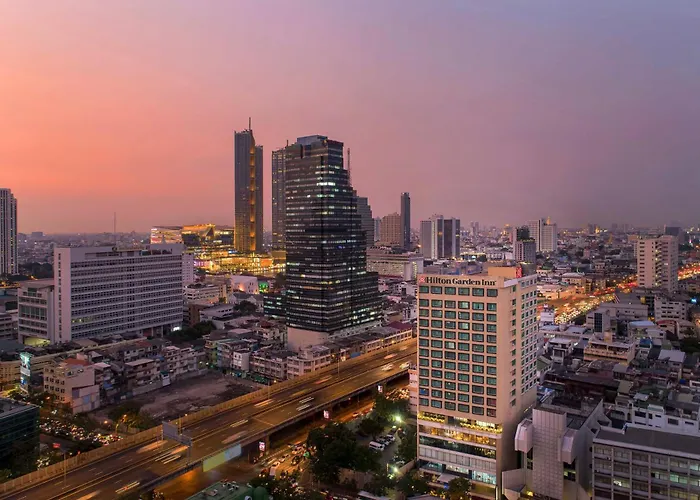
[596,426,700,458]
[19,279,54,289]
[62,358,91,367]
[537,393,603,430]
[252,349,295,360]
[125,358,155,367]
[0,397,38,419]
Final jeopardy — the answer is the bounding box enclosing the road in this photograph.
[553,262,700,324]
[156,400,379,499]
[3,344,415,500]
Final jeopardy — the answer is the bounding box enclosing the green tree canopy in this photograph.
[395,471,430,497]
[397,425,417,463]
[447,477,472,500]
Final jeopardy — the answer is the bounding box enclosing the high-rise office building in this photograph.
[420,215,461,260]
[527,218,558,253]
[373,218,382,244]
[0,188,18,275]
[416,266,539,495]
[284,136,381,349]
[53,245,184,343]
[271,147,287,248]
[664,225,689,245]
[234,125,263,253]
[355,192,374,246]
[636,235,679,294]
[470,221,480,238]
[512,226,536,264]
[380,213,402,246]
[401,192,411,250]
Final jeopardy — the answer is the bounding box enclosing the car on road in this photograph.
[272,460,281,467]
[352,412,360,419]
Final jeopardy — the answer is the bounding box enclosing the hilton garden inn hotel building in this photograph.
[416,266,539,498]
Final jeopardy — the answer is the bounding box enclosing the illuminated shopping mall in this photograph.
[150,224,285,275]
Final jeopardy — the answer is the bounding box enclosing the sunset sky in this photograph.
[2,0,699,233]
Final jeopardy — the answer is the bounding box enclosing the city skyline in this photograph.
[3,1,700,232]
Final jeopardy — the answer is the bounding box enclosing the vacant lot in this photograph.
[130,373,264,421]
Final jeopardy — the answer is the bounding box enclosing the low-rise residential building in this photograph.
[161,345,199,380]
[124,358,159,389]
[43,358,100,414]
[584,337,635,365]
[287,345,331,379]
[184,283,221,304]
[250,350,293,381]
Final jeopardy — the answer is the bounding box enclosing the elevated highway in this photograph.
[2,342,416,500]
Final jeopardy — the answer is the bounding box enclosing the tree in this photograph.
[396,472,430,497]
[447,477,472,500]
[234,301,258,316]
[680,337,700,354]
[249,472,299,500]
[397,425,417,463]
[307,422,380,484]
[364,472,395,496]
[358,417,384,438]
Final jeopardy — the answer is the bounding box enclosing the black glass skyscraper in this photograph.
[400,192,411,250]
[271,147,286,249]
[284,136,381,333]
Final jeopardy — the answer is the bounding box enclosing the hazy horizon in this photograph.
[3,0,700,233]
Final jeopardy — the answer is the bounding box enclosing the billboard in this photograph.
[202,444,242,472]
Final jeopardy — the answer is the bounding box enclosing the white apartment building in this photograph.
[654,295,690,322]
[17,280,55,344]
[54,245,184,343]
[0,188,18,275]
[43,358,100,414]
[527,218,557,253]
[416,266,539,498]
[636,235,679,294]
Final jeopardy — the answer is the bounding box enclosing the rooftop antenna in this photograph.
[347,147,352,184]
[248,117,252,130]
[113,212,117,245]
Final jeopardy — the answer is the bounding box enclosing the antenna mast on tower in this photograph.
[347,148,352,184]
